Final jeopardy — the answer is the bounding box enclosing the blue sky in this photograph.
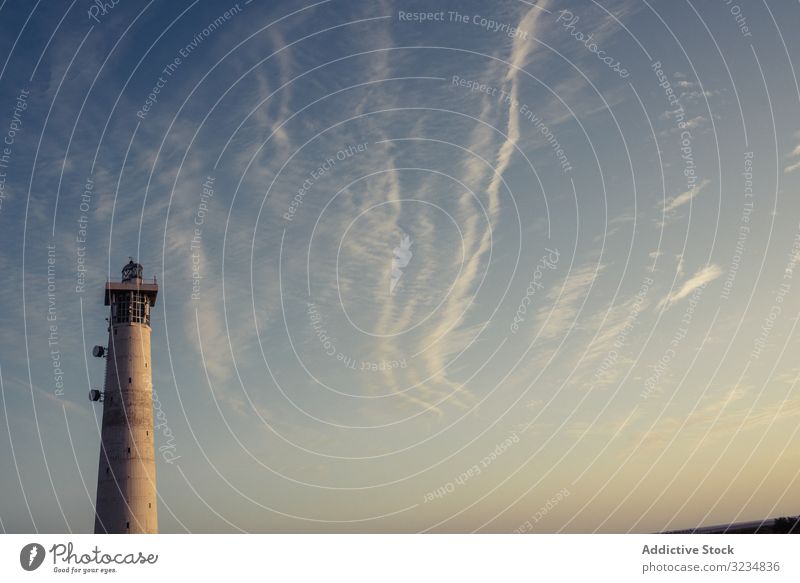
[1,0,799,533]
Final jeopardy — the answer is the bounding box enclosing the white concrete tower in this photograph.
[92,259,158,534]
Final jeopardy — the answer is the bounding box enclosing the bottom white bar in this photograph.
[1,534,797,582]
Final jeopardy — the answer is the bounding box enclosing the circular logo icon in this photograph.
[20,543,45,571]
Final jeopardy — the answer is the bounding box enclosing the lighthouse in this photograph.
[91,259,158,534]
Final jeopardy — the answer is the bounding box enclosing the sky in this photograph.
[0,0,799,534]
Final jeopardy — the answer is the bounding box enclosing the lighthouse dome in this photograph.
[121,259,143,282]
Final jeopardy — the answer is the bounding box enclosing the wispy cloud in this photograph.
[374,1,552,414]
[638,387,800,448]
[657,264,722,309]
[535,262,604,342]
[784,141,800,173]
[663,178,710,213]
[784,159,800,174]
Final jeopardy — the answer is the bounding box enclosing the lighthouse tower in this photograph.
[92,260,158,534]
